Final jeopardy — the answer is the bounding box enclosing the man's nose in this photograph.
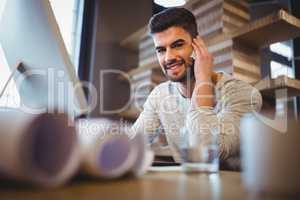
[165,49,176,62]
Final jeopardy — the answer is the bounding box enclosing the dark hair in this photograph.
[149,8,198,38]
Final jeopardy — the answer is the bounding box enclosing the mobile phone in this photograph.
[191,50,196,60]
[190,36,197,60]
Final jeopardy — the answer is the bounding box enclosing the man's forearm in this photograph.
[192,80,214,107]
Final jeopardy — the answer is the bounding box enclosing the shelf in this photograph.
[231,9,300,48]
[254,75,300,98]
[118,62,160,82]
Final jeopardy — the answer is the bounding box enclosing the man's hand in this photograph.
[191,36,214,82]
[191,36,215,108]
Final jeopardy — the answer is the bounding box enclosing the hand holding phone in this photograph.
[191,36,213,82]
[191,36,215,107]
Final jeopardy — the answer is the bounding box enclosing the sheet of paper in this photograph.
[148,166,182,172]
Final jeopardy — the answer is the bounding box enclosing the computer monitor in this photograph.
[0,0,88,117]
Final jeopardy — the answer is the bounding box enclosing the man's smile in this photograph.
[165,59,185,70]
[167,64,183,75]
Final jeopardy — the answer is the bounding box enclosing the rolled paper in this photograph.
[77,118,152,178]
[0,108,80,187]
[130,131,154,177]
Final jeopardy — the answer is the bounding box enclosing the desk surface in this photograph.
[0,168,249,200]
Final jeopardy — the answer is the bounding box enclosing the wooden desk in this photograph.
[0,169,248,200]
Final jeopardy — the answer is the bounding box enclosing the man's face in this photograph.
[152,26,194,82]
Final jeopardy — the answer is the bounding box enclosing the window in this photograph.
[0,0,19,107]
[269,41,294,79]
[0,0,84,108]
[49,0,85,69]
[270,42,293,60]
[0,46,19,108]
[270,61,294,79]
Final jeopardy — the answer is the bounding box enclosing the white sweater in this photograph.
[132,72,262,163]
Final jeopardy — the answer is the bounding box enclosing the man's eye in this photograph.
[156,49,165,54]
[173,43,183,48]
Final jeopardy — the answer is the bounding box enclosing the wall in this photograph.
[87,0,152,118]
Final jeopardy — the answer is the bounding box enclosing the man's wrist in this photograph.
[195,78,213,87]
[195,75,212,83]
[193,76,214,107]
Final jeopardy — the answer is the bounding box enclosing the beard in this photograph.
[163,58,195,83]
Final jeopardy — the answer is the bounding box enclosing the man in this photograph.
[132,8,262,167]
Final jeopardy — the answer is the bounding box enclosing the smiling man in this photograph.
[132,8,262,168]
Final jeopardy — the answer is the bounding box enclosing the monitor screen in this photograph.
[0,0,88,117]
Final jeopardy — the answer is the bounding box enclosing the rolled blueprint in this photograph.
[77,118,153,179]
[0,108,80,187]
[130,129,154,177]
